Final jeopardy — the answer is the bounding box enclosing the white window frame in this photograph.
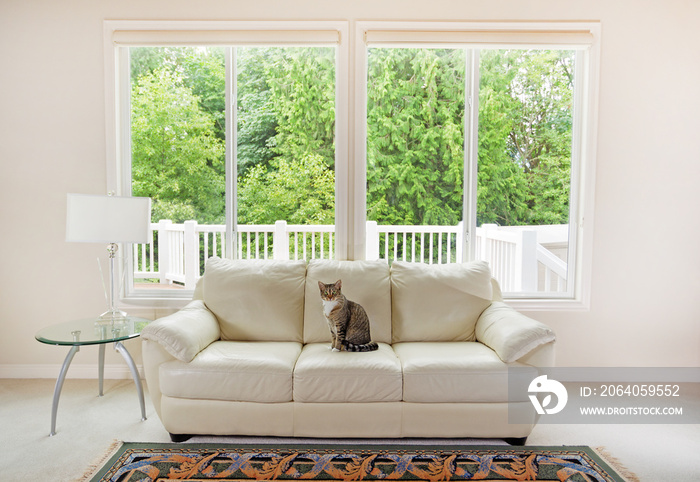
[103,20,349,305]
[355,21,601,311]
[104,20,600,311]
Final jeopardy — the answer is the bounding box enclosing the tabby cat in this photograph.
[318,280,378,352]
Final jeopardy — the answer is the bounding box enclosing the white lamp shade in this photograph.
[66,193,151,244]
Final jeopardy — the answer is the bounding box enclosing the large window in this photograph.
[105,22,347,300]
[363,46,577,296]
[127,45,337,290]
[356,23,599,309]
[105,21,599,309]
[476,49,576,297]
[365,48,466,265]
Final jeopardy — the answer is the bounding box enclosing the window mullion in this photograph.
[119,46,137,298]
[566,49,587,300]
[117,46,132,197]
[225,47,237,260]
[463,48,480,263]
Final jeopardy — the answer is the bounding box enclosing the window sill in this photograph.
[504,296,590,312]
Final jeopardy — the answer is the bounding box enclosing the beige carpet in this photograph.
[1,378,699,481]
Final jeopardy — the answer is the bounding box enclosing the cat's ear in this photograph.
[318,281,325,292]
[334,279,342,290]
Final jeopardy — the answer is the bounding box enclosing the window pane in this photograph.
[476,49,575,294]
[366,48,466,264]
[131,47,226,224]
[129,47,226,289]
[128,46,336,290]
[236,46,336,260]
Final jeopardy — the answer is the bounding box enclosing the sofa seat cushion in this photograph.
[293,343,403,403]
[393,342,533,403]
[159,341,302,403]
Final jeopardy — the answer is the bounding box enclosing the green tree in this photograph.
[237,154,335,225]
[131,68,225,223]
[130,47,227,142]
[478,49,573,225]
[236,47,336,175]
[236,47,336,225]
[127,45,574,232]
[236,48,280,175]
[265,47,336,168]
[366,48,465,226]
[477,50,529,225]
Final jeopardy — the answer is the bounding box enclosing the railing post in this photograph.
[456,221,464,263]
[273,220,289,260]
[183,220,198,290]
[481,224,497,263]
[366,221,379,260]
[157,220,172,285]
[515,229,538,292]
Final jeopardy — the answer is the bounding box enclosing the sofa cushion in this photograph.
[293,343,402,402]
[393,342,536,403]
[159,341,302,403]
[202,257,306,342]
[390,261,493,343]
[304,259,392,344]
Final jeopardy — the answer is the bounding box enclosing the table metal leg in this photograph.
[50,345,80,436]
[98,344,105,396]
[114,341,147,421]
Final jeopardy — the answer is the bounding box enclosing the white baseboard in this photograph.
[0,364,145,380]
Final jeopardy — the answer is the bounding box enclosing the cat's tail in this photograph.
[342,340,379,352]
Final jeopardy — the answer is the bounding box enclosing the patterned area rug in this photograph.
[88,442,635,481]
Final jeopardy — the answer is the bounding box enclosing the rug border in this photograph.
[89,441,631,482]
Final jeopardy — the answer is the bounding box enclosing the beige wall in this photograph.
[1,0,699,376]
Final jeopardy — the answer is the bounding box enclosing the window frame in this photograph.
[355,21,601,311]
[103,20,350,305]
[104,20,600,311]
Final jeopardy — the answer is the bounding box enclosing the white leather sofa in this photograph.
[141,257,555,443]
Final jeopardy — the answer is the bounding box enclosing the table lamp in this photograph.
[66,193,151,321]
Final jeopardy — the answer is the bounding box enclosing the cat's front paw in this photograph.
[331,347,340,352]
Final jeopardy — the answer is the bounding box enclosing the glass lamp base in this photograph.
[97,309,127,324]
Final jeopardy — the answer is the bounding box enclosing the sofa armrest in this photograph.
[142,339,175,419]
[475,302,555,364]
[141,300,220,362]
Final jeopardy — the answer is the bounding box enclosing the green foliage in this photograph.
[235,47,336,224]
[236,48,279,174]
[366,48,465,226]
[264,47,336,167]
[128,45,574,231]
[130,47,226,141]
[130,66,225,224]
[477,52,529,225]
[237,154,334,225]
[477,49,573,225]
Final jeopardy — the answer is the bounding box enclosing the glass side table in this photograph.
[35,316,151,436]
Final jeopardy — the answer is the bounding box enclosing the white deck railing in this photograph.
[134,220,568,293]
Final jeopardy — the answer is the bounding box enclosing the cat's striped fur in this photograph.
[318,280,378,352]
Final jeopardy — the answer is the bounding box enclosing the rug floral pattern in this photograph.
[92,444,625,482]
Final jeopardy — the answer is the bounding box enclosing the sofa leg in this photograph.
[504,437,527,446]
[169,433,193,443]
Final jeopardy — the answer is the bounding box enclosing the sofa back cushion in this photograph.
[390,261,493,343]
[202,257,307,342]
[303,259,392,344]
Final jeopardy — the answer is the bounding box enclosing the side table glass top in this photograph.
[35,317,151,346]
